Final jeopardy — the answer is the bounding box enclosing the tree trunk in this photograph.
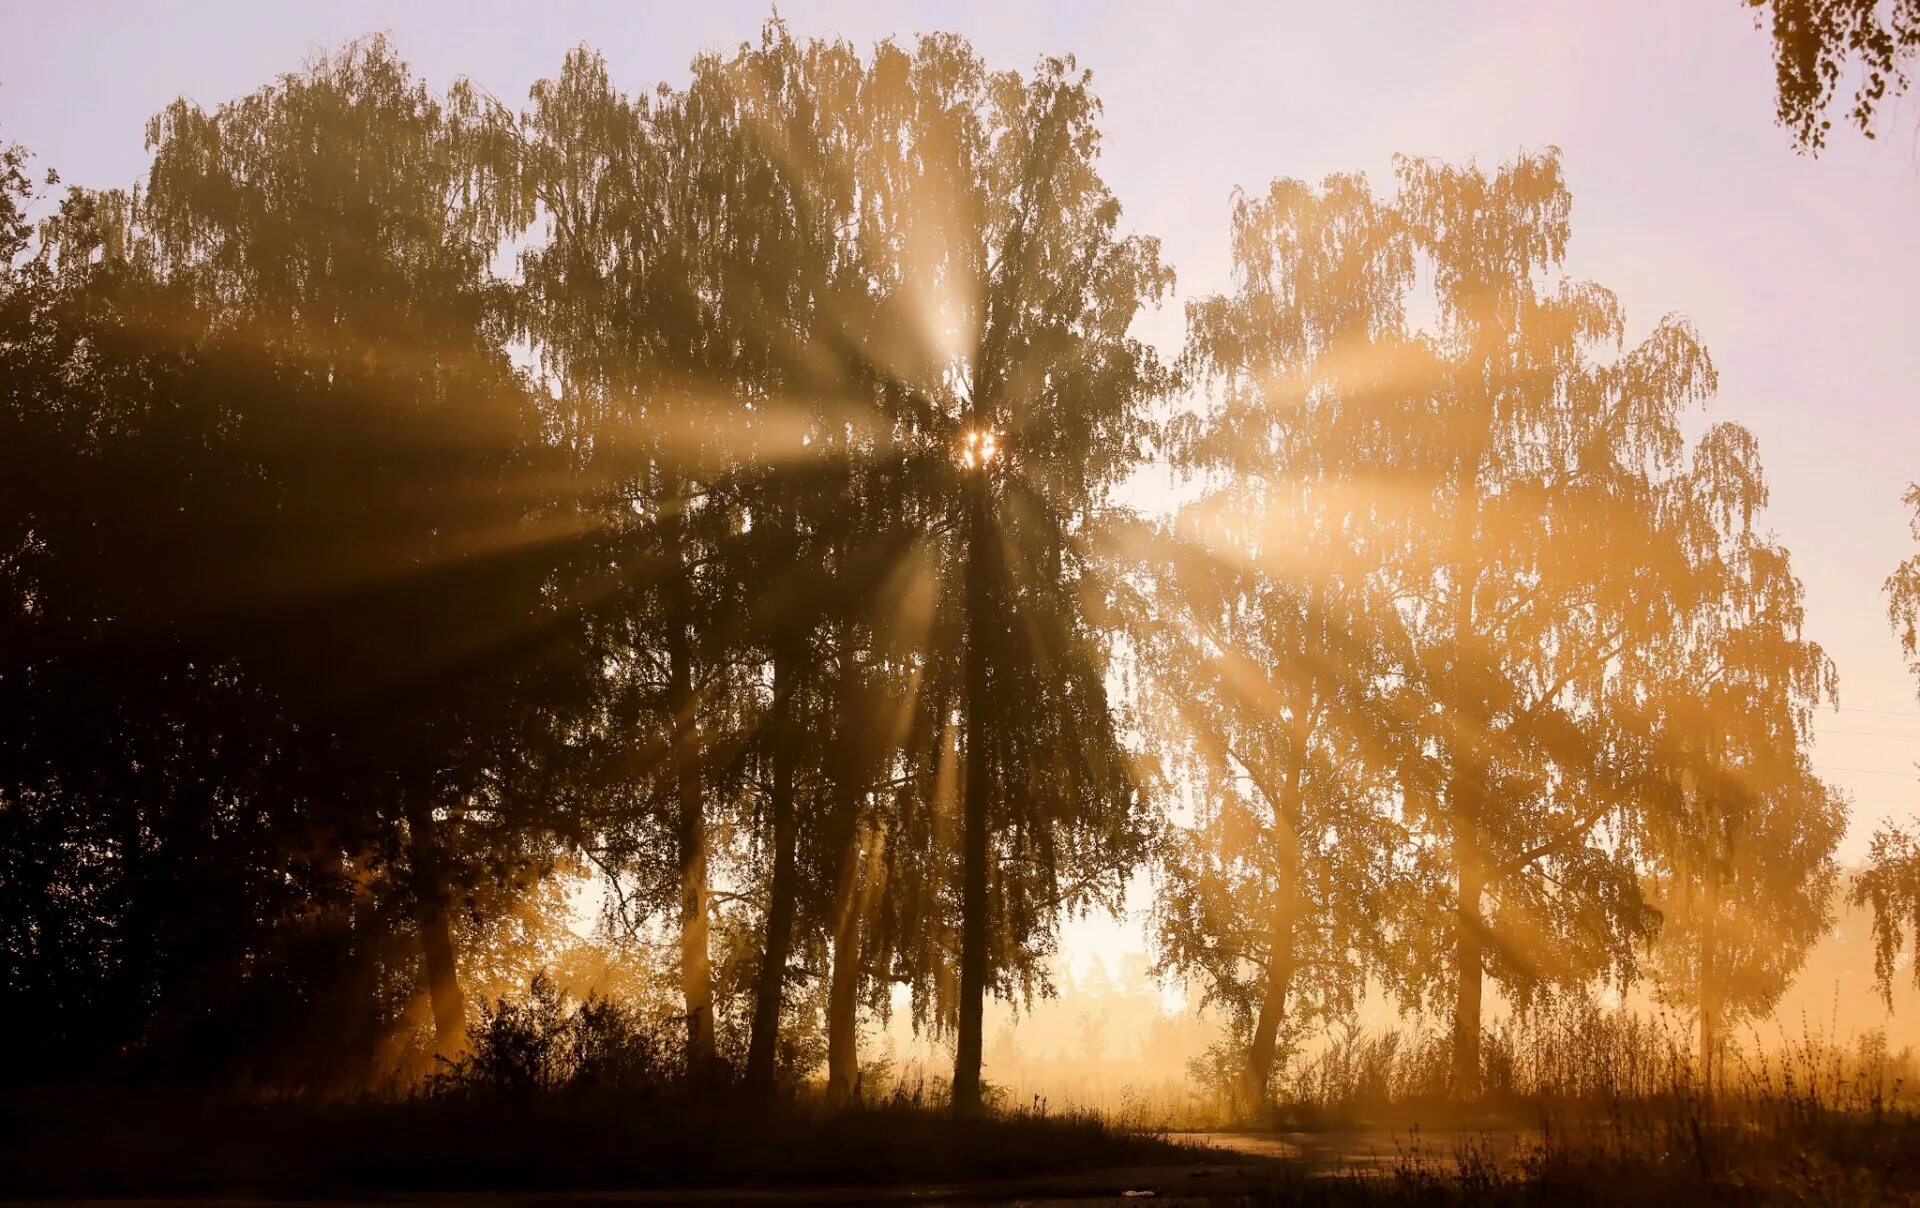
[1699,860,1718,1098]
[830,816,889,1105]
[1452,826,1484,1097]
[1244,923,1294,1111]
[1447,480,1486,1101]
[405,794,465,1059]
[826,806,866,1105]
[1245,717,1308,1113]
[954,474,991,1116]
[1699,936,1716,1098]
[667,551,715,1074]
[747,643,800,1097]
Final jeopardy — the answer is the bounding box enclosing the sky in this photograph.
[5,0,1918,998]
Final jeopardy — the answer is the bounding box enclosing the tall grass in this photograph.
[0,978,1216,1197]
[1190,999,1920,1129]
[1192,1002,1920,1203]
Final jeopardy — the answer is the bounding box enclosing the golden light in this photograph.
[959,429,1000,470]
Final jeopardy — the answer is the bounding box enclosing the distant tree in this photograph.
[1854,825,1920,1000]
[1744,0,1920,150]
[1636,423,1844,1090]
[1388,151,1712,1094]
[1857,486,1920,1002]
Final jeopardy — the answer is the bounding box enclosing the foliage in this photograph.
[1854,490,1920,1003]
[1855,822,1920,1002]
[440,975,680,1098]
[1132,149,1823,1107]
[1746,0,1920,149]
[1131,171,1421,1104]
[0,18,1869,1149]
[1634,423,1843,1066]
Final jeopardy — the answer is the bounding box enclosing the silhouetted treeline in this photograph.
[0,21,1887,1111]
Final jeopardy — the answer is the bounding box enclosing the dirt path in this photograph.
[1173,1126,1533,1173]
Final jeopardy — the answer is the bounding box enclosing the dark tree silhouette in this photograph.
[1,40,594,1080]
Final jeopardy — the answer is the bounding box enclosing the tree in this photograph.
[129,37,596,1061]
[1388,150,1712,1094]
[1129,173,1422,1109]
[486,26,1172,1108]
[681,30,918,1096]
[1857,486,1920,1002]
[0,40,593,1078]
[1745,0,1920,150]
[1636,423,1843,1089]
[0,172,319,1077]
[491,43,766,1074]
[894,45,1170,1114]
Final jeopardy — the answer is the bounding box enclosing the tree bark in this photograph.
[1244,922,1295,1110]
[1245,717,1308,1112]
[1451,823,1485,1097]
[1447,473,1486,1100]
[1699,925,1717,1097]
[953,473,991,1116]
[666,535,715,1075]
[746,642,800,1097]
[1699,848,1718,1097]
[405,793,465,1059]
[826,807,864,1104]
[827,813,885,1105]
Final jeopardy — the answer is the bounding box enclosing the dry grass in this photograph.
[1159,1003,1920,1203]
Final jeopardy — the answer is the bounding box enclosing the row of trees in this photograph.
[1127,161,1842,1100]
[0,20,1866,1108]
[1,28,1164,1112]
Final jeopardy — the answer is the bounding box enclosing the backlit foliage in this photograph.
[0,23,1862,1122]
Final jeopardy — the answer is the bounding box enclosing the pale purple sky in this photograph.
[5,0,1918,863]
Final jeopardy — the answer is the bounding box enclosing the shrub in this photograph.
[438,975,682,1099]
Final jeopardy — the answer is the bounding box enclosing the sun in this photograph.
[959,429,1000,470]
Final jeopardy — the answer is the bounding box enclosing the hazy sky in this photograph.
[5,0,1917,878]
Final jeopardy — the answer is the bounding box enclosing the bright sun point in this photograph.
[960,428,1000,469]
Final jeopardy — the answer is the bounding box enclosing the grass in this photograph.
[9,986,1919,1201]
[1179,1003,1920,1204]
[0,985,1219,1197]
[1215,1102,1920,1206]
[0,1087,1222,1198]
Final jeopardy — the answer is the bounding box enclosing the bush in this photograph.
[438,974,681,1099]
